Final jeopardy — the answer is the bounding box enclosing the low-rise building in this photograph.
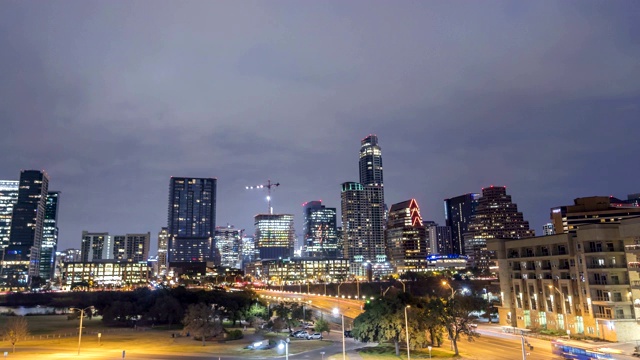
[249,257,349,284]
[488,218,640,342]
[62,260,150,289]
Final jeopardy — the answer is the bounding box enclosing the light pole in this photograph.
[398,279,406,293]
[338,282,344,296]
[70,306,93,355]
[442,281,454,299]
[278,338,289,360]
[404,305,411,360]
[333,308,346,360]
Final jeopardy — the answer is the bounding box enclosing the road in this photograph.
[257,289,365,320]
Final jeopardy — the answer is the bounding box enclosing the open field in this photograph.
[0,315,329,358]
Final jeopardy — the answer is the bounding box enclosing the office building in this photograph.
[4,170,49,286]
[167,177,216,263]
[215,225,243,269]
[444,193,480,255]
[464,186,534,270]
[551,196,640,234]
[488,218,640,342]
[241,235,256,269]
[255,214,295,260]
[385,199,428,273]
[62,260,151,289]
[303,201,338,258]
[249,257,349,284]
[157,227,169,274]
[427,223,453,255]
[54,248,81,280]
[39,192,60,280]
[543,223,555,236]
[0,180,19,251]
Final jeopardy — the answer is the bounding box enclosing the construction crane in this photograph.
[245,179,280,214]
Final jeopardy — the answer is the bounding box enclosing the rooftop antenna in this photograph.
[245,179,280,214]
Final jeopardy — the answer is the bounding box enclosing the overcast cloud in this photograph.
[1,1,639,252]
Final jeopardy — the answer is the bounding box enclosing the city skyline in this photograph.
[0,1,639,253]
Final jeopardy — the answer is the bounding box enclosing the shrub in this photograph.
[227,329,243,340]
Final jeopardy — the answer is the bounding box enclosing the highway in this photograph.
[257,289,365,320]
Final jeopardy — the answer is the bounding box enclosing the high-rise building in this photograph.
[385,199,428,273]
[215,225,243,269]
[81,231,112,262]
[551,196,640,234]
[543,223,555,236]
[109,233,150,262]
[241,235,256,269]
[341,135,387,275]
[0,180,19,251]
[5,170,49,285]
[303,201,338,258]
[157,227,169,274]
[255,214,295,259]
[426,223,453,255]
[39,192,60,280]
[167,177,216,263]
[464,186,534,270]
[444,193,480,255]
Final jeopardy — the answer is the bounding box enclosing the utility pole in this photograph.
[245,180,280,214]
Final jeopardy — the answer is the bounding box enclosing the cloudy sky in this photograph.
[1,1,639,253]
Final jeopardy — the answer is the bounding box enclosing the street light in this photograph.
[333,308,346,360]
[338,282,344,296]
[70,306,93,355]
[278,338,289,360]
[442,281,454,299]
[404,305,411,360]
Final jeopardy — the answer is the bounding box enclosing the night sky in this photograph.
[1,1,639,253]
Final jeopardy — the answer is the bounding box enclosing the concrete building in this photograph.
[488,218,640,342]
[551,196,640,234]
[543,223,555,236]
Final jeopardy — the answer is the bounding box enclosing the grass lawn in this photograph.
[357,344,456,359]
[0,315,329,358]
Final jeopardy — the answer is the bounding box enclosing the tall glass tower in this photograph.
[39,191,60,280]
[167,177,216,263]
[0,180,19,251]
[444,193,480,255]
[6,170,49,285]
[303,201,338,258]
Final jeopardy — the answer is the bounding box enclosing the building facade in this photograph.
[81,232,113,262]
[215,225,243,269]
[385,199,428,273]
[5,170,49,285]
[444,193,480,255]
[551,196,640,235]
[427,223,452,256]
[488,218,640,342]
[62,260,151,289]
[167,177,216,263]
[543,223,555,236]
[250,257,349,284]
[255,214,295,260]
[464,186,534,270]
[157,227,169,274]
[39,191,60,280]
[0,180,19,251]
[303,201,338,258]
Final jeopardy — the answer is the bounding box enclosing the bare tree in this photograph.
[3,316,29,353]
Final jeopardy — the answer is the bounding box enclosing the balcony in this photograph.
[631,280,640,289]
[591,279,630,286]
[585,263,627,270]
[625,244,640,254]
[629,262,640,271]
[594,313,635,320]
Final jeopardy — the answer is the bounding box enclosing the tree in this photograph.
[415,297,445,347]
[352,296,408,356]
[437,295,485,356]
[182,303,223,346]
[314,315,330,336]
[3,316,29,353]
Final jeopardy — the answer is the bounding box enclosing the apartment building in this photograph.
[488,218,640,342]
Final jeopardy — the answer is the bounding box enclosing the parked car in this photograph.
[295,331,309,338]
[307,333,323,340]
[290,330,304,337]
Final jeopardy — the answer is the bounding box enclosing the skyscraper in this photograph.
[426,223,453,255]
[81,231,112,262]
[444,193,480,255]
[551,196,640,234]
[167,177,216,263]
[0,180,19,251]
[215,225,243,268]
[385,199,428,272]
[255,214,295,260]
[543,223,555,236]
[303,201,338,258]
[5,170,49,284]
[157,227,169,274]
[341,135,387,275]
[39,191,60,280]
[464,186,534,270]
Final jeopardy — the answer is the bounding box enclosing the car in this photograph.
[306,333,323,340]
[290,330,304,337]
[344,330,353,338]
[295,331,309,338]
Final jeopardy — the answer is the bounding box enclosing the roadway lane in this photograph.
[257,289,365,319]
